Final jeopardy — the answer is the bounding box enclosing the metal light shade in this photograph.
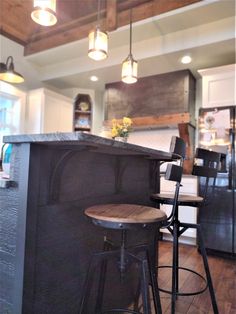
[0,57,24,84]
[88,28,108,61]
[121,54,138,84]
[31,0,57,26]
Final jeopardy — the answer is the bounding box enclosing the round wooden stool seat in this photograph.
[151,193,203,207]
[85,203,167,229]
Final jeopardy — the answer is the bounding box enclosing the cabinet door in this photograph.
[44,94,73,133]
[199,64,235,108]
[59,101,73,132]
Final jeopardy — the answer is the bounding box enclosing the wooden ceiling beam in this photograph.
[106,0,117,31]
[0,25,27,46]
[24,0,201,56]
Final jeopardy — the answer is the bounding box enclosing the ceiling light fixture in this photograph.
[90,75,98,82]
[121,9,138,84]
[0,56,24,84]
[181,55,192,64]
[31,0,57,26]
[88,0,108,61]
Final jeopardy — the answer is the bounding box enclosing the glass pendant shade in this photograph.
[121,54,138,84]
[0,57,24,84]
[88,28,108,61]
[31,0,57,26]
[121,9,138,84]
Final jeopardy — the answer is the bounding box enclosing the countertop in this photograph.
[4,132,173,161]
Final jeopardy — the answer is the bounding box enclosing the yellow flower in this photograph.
[123,117,132,126]
[111,116,133,138]
[111,128,118,137]
[112,118,117,126]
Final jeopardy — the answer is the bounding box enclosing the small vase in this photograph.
[115,136,128,143]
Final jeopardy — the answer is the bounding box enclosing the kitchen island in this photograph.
[0,132,172,314]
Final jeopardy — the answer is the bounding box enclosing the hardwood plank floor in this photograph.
[156,241,236,314]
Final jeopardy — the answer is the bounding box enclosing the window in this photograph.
[0,82,26,149]
[0,94,20,148]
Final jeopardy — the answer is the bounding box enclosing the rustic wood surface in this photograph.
[85,203,167,223]
[0,0,200,54]
[104,113,192,129]
[152,193,203,203]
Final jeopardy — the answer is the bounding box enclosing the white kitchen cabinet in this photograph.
[198,64,235,108]
[26,88,73,134]
[160,175,198,244]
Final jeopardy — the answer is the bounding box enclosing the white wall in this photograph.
[0,35,43,91]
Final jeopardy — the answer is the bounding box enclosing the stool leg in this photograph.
[197,224,219,314]
[140,259,152,314]
[79,257,97,314]
[171,219,179,314]
[147,247,162,314]
[95,238,112,313]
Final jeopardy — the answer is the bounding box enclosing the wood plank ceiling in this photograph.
[0,0,201,56]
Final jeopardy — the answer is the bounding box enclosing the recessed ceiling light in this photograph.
[181,55,192,64]
[90,75,98,81]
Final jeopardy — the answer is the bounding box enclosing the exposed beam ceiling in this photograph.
[0,0,235,91]
[0,0,200,55]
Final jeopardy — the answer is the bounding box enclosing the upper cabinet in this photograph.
[198,64,235,108]
[73,94,92,132]
[27,88,73,134]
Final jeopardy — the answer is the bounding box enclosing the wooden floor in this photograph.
[156,241,236,314]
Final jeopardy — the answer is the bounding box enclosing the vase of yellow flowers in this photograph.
[111,117,133,142]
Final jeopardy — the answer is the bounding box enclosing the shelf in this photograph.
[75,110,91,114]
[74,94,92,132]
[104,112,194,129]
[74,127,91,131]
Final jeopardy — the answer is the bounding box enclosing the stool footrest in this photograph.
[157,265,208,296]
[101,309,141,314]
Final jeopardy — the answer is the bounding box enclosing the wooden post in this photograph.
[178,123,195,174]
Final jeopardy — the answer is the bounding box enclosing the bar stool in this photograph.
[151,147,220,314]
[79,163,183,314]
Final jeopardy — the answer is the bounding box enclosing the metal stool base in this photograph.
[157,265,208,296]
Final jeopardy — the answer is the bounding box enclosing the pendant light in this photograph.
[0,56,24,84]
[121,9,138,84]
[31,0,57,26]
[88,0,108,61]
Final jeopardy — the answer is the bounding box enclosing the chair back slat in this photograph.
[192,165,218,178]
[169,136,186,159]
[195,148,220,163]
[165,164,183,183]
[193,147,221,203]
[193,148,220,178]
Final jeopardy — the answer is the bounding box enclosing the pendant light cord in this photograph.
[97,0,101,27]
[129,9,132,56]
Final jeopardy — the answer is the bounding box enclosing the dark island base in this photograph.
[0,134,173,314]
[24,146,158,313]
